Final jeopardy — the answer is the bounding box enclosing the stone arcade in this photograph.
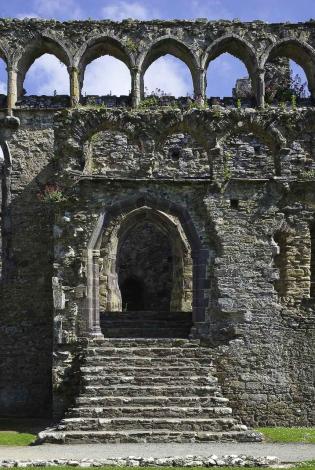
[0,18,314,443]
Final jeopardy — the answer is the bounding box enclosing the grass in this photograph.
[258,427,315,443]
[0,430,36,446]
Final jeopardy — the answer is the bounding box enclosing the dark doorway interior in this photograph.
[117,221,173,311]
[120,277,144,311]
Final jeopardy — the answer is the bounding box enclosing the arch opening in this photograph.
[78,37,132,106]
[100,208,193,313]
[143,55,193,99]
[85,196,209,339]
[265,41,315,103]
[16,38,70,100]
[81,56,131,103]
[117,221,174,311]
[0,58,7,108]
[140,38,197,101]
[205,37,258,106]
[206,52,254,106]
[23,53,70,97]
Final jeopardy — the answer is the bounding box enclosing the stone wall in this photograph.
[0,17,314,426]
[1,18,315,108]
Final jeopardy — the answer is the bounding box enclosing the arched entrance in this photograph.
[117,220,173,312]
[85,196,208,339]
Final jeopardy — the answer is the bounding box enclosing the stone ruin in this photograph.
[0,18,314,443]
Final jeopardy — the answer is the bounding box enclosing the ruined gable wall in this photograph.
[0,18,314,424]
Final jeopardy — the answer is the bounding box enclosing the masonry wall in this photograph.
[0,18,314,425]
[0,110,55,416]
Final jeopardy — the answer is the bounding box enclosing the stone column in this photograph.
[256,68,265,108]
[69,67,80,107]
[193,67,206,105]
[7,67,18,114]
[87,249,104,340]
[131,66,141,107]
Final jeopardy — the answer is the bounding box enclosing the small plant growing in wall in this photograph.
[223,151,233,181]
[138,96,158,108]
[236,98,241,109]
[291,94,297,110]
[125,38,138,53]
[37,183,66,203]
[299,169,315,180]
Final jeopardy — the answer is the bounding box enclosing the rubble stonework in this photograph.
[0,19,314,437]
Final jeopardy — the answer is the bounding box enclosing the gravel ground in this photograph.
[0,442,314,463]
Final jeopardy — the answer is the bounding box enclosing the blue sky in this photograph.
[0,0,314,98]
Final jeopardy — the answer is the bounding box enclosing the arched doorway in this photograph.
[85,197,207,339]
[99,207,193,314]
[117,220,174,311]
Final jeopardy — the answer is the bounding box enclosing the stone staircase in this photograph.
[40,338,263,444]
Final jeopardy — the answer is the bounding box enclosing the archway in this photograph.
[139,38,199,99]
[203,36,258,105]
[81,56,131,97]
[85,196,207,339]
[117,220,174,311]
[264,40,315,102]
[23,53,70,96]
[206,53,252,104]
[0,58,7,108]
[16,37,71,99]
[100,207,193,314]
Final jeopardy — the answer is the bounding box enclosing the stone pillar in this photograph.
[193,67,206,104]
[69,67,80,107]
[87,249,104,340]
[256,68,265,108]
[7,67,18,114]
[131,66,141,107]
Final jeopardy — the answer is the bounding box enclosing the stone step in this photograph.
[82,375,218,387]
[85,347,214,358]
[58,417,244,432]
[67,406,233,419]
[41,429,262,444]
[83,385,221,397]
[100,311,192,321]
[76,395,230,407]
[102,328,191,338]
[81,365,216,376]
[89,338,200,347]
[84,356,213,367]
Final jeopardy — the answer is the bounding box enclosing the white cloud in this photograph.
[101,1,156,21]
[18,0,84,20]
[190,0,232,20]
[17,12,41,19]
[144,56,193,97]
[82,56,131,96]
[0,81,6,94]
[82,55,192,98]
[24,54,70,95]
